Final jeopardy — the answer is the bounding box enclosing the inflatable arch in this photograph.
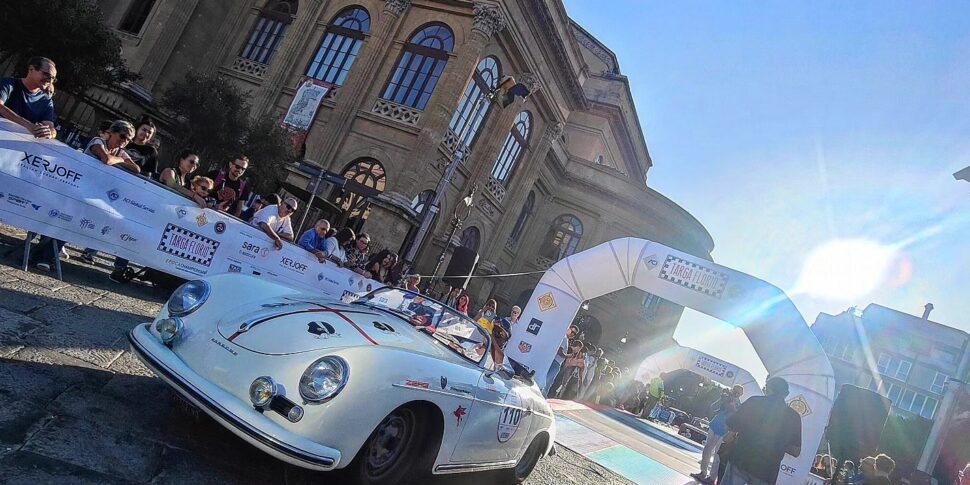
[636,343,762,402]
[506,238,835,485]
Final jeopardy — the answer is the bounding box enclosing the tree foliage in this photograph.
[0,0,134,92]
[161,71,297,194]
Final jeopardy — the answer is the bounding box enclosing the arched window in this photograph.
[460,226,481,252]
[490,111,531,185]
[337,158,385,219]
[509,191,535,243]
[239,1,298,65]
[540,214,583,260]
[448,57,500,154]
[382,23,454,110]
[411,189,435,215]
[306,6,370,86]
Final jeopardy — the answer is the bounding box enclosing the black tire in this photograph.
[351,406,432,485]
[505,436,547,484]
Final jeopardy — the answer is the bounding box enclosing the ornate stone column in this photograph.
[250,0,327,118]
[397,3,507,191]
[310,0,412,169]
[481,120,563,263]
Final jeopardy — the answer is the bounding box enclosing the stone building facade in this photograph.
[52,0,715,358]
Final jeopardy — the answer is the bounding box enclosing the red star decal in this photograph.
[453,405,467,426]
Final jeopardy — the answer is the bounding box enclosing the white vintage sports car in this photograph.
[129,274,555,484]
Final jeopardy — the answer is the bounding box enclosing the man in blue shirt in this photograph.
[0,57,58,138]
[297,219,331,262]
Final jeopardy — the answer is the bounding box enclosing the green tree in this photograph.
[161,71,297,194]
[0,0,134,92]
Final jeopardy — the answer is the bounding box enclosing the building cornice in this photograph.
[523,1,588,111]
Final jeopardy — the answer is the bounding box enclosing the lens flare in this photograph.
[795,239,897,301]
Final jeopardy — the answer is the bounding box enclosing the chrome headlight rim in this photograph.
[167,280,211,317]
[249,376,278,408]
[155,317,184,345]
[299,356,349,404]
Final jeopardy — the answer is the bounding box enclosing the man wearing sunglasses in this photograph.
[207,156,251,217]
[0,56,58,139]
[252,196,298,250]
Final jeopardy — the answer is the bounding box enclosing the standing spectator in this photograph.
[323,227,355,265]
[557,341,587,399]
[455,293,471,316]
[159,149,206,208]
[252,197,298,249]
[240,196,265,223]
[545,326,578,395]
[124,116,159,179]
[345,232,371,274]
[403,274,421,292]
[298,219,331,262]
[640,375,666,419]
[721,377,802,485]
[509,305,522,325]
[867,454,894,485]
[362,249,398,283]
[0,56,57,139]
[207,156,251,216]
[692,385,744,484]
[579,345,600,400]
[441,286,460,307]
[475,299,499,323]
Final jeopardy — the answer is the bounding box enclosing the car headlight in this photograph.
[167,280,210,316]
[155,317,183,345]
[249,376,277,408]
[299,356,349,403]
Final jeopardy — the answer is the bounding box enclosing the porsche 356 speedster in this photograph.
[128,274,555,484]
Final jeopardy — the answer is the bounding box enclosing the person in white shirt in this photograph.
[252,196,297,249]
[322,227,355,265]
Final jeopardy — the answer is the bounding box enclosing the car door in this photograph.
[450,367,531,464]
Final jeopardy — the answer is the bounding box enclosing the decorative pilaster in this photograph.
[397,3,507,191]
[251,0,327,118]
[139,0,201,90]
[311,0,412,169]
[483,121,563,263]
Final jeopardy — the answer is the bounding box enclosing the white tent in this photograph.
[505,237,835,485]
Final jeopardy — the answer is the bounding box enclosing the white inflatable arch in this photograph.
[506,238,835,485]
[636,343,762,402]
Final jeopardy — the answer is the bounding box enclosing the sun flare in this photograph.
[795,239,897,301]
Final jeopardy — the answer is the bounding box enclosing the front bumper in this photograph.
[128,323,342,471]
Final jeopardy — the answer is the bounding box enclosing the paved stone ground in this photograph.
[0,223,632,485]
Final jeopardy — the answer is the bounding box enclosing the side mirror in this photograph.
[507,358,535,384]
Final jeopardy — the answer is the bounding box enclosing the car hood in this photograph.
[215,297,455,358]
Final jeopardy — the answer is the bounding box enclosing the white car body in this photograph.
[129,274,555,481]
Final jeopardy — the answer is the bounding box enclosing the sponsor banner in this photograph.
[282,78,331,131]
[0,121,379,299]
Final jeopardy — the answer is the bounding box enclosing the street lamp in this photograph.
[424,185,477,293]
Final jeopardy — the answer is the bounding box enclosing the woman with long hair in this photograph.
[455,293,470,315]
[125,116,159,179]
[159,149,206,208]
[322,227,355,266]
[363,249,398,283]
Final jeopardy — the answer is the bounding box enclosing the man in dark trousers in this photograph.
[720,377,801,485]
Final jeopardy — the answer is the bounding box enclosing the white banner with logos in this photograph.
[0,121,379,301]
[505,237,835,485]
[636,344,762,401]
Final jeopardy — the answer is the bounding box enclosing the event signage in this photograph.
[282,78,332,131]
[0,121,379,300]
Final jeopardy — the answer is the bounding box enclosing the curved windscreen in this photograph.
[355,287,490,364]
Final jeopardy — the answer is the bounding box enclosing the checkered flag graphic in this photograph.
[157,224,219,267]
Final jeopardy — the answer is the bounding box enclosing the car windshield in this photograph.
[354,287,491,365]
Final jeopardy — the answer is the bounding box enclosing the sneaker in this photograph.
[690,473,708,483]
[108,269,127,284]
[36,262,51,272]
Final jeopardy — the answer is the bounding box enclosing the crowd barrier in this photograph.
[0,120,381,300]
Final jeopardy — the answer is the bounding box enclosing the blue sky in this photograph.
[563,0,970,381]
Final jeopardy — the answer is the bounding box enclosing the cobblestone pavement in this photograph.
[0,224,633,485]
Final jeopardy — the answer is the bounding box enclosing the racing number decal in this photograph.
[497,392,523,443]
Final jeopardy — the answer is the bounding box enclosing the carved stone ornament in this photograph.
[472,3,507,37]
[542,121,565,142]
[517,72,541,94]
[384,0,411,15]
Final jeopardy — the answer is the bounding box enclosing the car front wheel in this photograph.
[506,435,547,484]
[351,406,431,485]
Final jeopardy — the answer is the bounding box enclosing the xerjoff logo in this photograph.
[20,152,83,187]
[106,189,120,201]
[79,218,95,230]
[281,256,309,274]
